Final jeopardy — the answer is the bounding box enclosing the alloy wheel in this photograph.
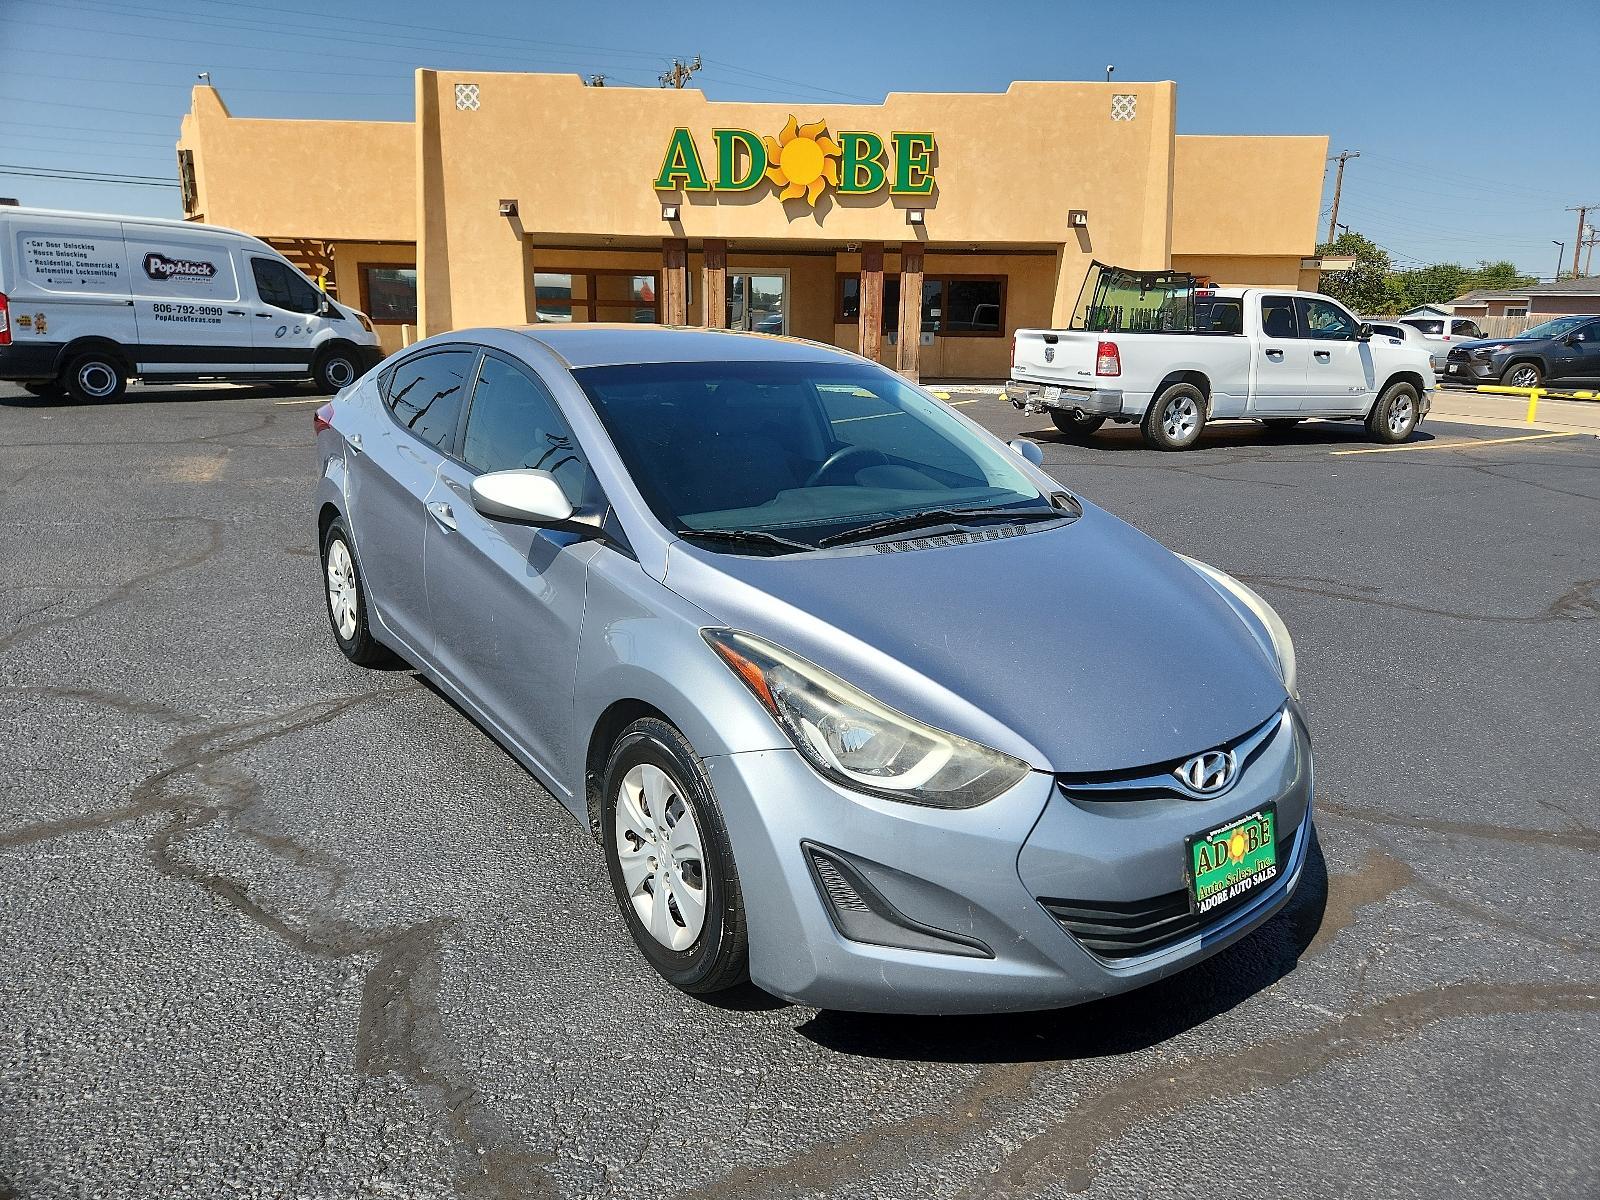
[325,538,358,640]
[614,762,708,951]
[1164,395,1199,442]
[1388,393,1415,436]
[1508,365,1539,389]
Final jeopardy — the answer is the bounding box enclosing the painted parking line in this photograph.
[274,397,327,406]
[1331,431,1583,455]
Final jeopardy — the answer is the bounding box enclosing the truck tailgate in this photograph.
[1012,329,1100,384]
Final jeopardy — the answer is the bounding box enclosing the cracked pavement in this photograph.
[1,382,1597,1198]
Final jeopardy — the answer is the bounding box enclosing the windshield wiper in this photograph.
[817,505,1063,547]
[674,527,816,554]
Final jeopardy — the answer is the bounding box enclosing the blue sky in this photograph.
[2,0,1592,279]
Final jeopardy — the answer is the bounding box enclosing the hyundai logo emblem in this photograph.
[1175,749,1237,796]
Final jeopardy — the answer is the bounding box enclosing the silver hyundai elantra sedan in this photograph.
[314,325,1311,1014]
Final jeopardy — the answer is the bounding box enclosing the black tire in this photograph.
[63,352,127,404]
[320,519,395,666]
[601,717,749,996]
[1500,361,1543,390]
[1048,409,1106,439]
[1141,382,1207,451]
[1262,418,1302,430]
[1366,380,1421,444]
[313,347,361,394]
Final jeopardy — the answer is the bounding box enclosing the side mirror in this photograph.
[470,469,574,525]
[317,294,333,317]
[1357,323,1373,342]
[1563,334,1580,347]
[1008,438,1045,466]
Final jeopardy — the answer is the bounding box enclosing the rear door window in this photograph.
[1260,296,1299,339]
[384,348,476,454]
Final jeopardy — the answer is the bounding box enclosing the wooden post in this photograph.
[702,239,728,328]
[896,242,925,382]
[662,238,689,325]
[858,242,884,364]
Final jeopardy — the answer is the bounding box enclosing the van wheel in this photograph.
[1141,382,1207,450]
[64,353,128,404]
[314,349,360,394]
[1048,409,1106,439]
[1366,381,1420,444]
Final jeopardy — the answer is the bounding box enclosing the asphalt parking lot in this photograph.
[2,380,1597,1199]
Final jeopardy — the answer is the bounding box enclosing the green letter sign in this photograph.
[890,132,936,195]
[654,127,710,191]
[837,131,886,194]
[712,129,767,191]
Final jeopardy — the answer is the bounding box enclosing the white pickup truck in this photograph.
[1006,265,1436,450]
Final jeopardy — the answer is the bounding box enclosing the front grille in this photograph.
[1056,708,1284,805]
[1447,347,1470,362]
[1040,828,1298,961]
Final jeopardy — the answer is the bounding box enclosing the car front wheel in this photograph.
[601,717,748,996]
[1501,362,1543,390]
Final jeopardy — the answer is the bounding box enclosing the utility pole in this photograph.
[1326,150,1359,245]
[1584,226,1598,277]
[1566,205,1596,279]
[1553,241,1566,281]
[660,56,702,89]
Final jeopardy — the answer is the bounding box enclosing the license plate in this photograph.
[1448,364,1462,373]
[1186,806,1278,916]
[1042,385,1062,401]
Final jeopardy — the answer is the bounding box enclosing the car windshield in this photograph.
[1516,315,1588,340]
[574,359,1056,550]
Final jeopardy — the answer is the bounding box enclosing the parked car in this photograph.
[1365,320,1441,373]
[0,206,381,401]
[1007,264,1436,449]
[315,325,1311,1014]
[1398,315,1486,348]
[1443,314,1600,389]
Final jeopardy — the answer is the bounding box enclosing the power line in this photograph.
[0,166,179,188]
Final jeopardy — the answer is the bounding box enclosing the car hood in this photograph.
[1454,338,1524,354]
[662,502,1288,774]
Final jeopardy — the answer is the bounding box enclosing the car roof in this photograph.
[507,324,857,369]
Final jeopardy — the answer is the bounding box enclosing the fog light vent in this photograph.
[803,842,993,959]
[812,854,871,912]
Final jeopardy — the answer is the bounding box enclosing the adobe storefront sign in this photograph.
[654,115,934,207]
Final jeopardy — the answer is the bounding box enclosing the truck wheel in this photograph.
[1366,380,1420,444]
[1141,383,1206,451]
[1501,361,1542,390]
[1049,409,1106,439]
[63,352,128,404]
[313,348,361,394]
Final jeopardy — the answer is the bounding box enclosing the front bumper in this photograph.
[707,705,1313,1014]
[1442,356,1497,384]
[1005,379,1124,417]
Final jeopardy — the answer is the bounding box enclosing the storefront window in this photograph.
[536,269,657,323]
[727,272,787,333]
[359,265,418,324]
[836,274,1005,336]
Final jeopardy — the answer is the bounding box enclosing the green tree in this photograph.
[1469,260,1537,291]
[1316,232,1391,314]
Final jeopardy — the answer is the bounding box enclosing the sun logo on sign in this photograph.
[763,115,841,206]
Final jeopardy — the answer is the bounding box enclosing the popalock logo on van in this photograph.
[143,252,217,282]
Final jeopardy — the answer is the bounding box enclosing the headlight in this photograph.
[356,311,375,333]
[702,628,1032,808]
[1178,557,1298,700]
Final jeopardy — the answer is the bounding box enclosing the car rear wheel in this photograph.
[1366,381,1420,444]
[1502,362,1543,390]
[601,717,748,996]
[1141,382,1206,451]
[1048,409,1106,439]
[63,352,127,404]
[321,519,395,666]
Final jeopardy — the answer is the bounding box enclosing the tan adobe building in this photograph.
[178,72,1330,378]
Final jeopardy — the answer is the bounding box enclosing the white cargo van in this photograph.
[0,207,381,401]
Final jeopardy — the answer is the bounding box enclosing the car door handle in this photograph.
[256,313,275,319]
[427,501,457,531]
[1265,348,1284,360]
[226,309,246,316]
[1314,349,1331,360]
[346,433,363,456]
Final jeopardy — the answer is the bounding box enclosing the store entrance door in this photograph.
[726,271,788,334]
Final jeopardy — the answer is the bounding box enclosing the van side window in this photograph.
[385,349,476,454]
[251,257,320,314]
